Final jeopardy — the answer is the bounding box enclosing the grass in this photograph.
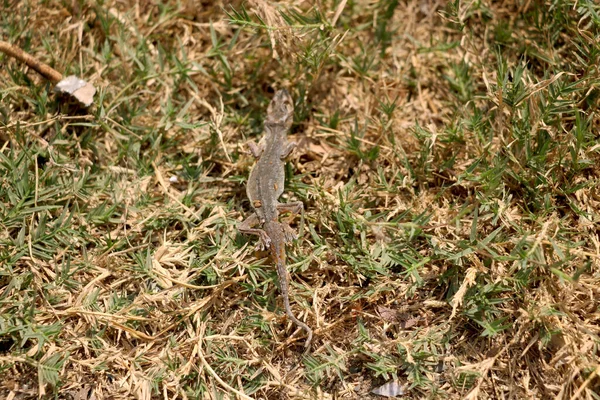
[1,0,600,398]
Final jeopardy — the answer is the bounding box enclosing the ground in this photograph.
[1,0,599,399]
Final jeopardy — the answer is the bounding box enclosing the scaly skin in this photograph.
[239,89,313,350]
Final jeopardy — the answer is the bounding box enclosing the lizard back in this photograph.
[246,90,294,222]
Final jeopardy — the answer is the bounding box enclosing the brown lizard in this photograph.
[239,89,313,350]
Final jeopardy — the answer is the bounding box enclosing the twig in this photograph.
[0,40,63,82]
[571,365,600,400]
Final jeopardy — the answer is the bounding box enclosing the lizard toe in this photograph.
[283,226,298,243]
[261,235,272,249]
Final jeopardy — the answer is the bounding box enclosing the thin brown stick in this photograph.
[0,40,63,83]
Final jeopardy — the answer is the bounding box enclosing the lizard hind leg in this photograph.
[277,201,303,216]
[239,213,272,250]
[254,230,272,251]
[277,201,304,238]
[282,223,298,243]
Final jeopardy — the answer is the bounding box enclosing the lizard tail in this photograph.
[275,256,313,350]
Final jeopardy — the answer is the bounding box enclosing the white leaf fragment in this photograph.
[371,380,406,398]
[55,75,86,92]
[54,75,96,106]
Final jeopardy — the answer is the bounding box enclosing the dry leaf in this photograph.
[377,306,419,328]
[377,306,399,322]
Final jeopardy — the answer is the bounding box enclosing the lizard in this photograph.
[239,89,313,350]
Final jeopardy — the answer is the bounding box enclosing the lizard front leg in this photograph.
[280,141,297,159]
[248,140,265,159]
[239,213,271,250]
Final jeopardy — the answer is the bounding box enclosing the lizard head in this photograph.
[266,89,294,129]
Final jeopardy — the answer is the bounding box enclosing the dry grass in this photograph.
[1,0,600,398]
